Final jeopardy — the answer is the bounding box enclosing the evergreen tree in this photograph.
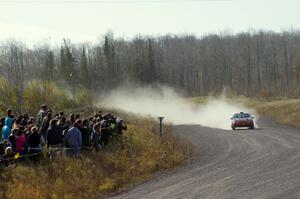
[141,39,157,84]
[79,46,89,87]
[59,46,67,80]
[104,35,110,59]
[44,50,55,81]
[103,33,117,87]
[59,40,78,94]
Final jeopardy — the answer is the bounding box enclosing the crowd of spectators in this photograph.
[0,105,127,164]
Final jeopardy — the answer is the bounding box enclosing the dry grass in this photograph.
[0,115,191,199]
[245,98,300,128]
[189,96,208,104]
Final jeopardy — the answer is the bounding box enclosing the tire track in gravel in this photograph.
[108,118,300,199]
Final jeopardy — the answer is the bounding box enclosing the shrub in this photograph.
[23,80,75,114]
[0,78,18,114]
[0,79,94,115]
[74,87,95,107]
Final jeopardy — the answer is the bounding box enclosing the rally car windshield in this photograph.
[241,113,251,118]
[233,113,252,118]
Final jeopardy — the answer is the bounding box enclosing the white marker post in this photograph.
[158,116,164,137]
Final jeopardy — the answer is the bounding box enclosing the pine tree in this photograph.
[147,38,157,82]
[59,46,67,80]
[103,33,117,87]
[79,46,89,87]
[59,40,78,94]
[104,36,110,59]
[44,50,55,81]
[141,38,157,84]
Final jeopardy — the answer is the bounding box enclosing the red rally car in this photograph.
[231,112,254,130]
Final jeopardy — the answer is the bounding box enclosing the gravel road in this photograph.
[109,118,300,199]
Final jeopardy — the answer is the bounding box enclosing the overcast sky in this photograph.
[0,0,299,46]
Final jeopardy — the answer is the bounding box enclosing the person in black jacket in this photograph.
[99,122,111,146]
[27,126,41,161]
[8,128,17,152]
[46,119,64,149]
[0,140,15,166]
[115,118,127,135]
[58,117,70,136]
[80,119,92,149]
[0,140,5,157]
[90,123,100,150]
[0,117,5,140]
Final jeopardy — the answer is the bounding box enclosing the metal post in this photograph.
[158,116,164,137]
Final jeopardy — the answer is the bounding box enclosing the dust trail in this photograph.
[99,85,259,130]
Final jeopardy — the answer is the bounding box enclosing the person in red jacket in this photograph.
[15,128,26,160]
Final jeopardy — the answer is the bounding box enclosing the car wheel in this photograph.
[232,126,235,130]
[250,125,254,129]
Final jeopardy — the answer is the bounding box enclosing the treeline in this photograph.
[1,30,300,98]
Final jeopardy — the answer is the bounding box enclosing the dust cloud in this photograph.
[100,85,259,130]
